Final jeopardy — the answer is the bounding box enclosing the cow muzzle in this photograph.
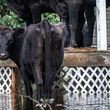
[0,53,8,60]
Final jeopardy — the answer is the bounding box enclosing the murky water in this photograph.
[0,89,110,110]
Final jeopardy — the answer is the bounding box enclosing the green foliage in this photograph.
[0,11,25,29]
[84,12,87,25]
[0,0,25,29]
[41,13,60,24]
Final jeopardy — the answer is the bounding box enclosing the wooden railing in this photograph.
[62,50,110,67]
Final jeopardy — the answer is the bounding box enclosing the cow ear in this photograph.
[1,26,13,35]
[13,27,25,38]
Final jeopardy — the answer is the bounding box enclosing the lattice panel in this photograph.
[54,67,110,93]
[0,67,12,93]
[53,67,69,89]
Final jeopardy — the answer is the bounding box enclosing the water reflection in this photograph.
[63,92,110,110]
[26,98,33,110]
[0,90,110,110]
[0,93,15,110]
[53,90,110,110]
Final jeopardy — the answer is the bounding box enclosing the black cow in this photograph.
[0,19,64,100]
[76,0,110,47]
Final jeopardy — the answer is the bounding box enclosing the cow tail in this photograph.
[43,19,51,96]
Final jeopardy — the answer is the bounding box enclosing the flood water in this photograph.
[0,89,110,110]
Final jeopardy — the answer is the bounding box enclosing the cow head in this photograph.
[0,26,13,60]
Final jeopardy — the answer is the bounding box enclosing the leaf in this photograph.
[40,98,44,102]
[48,98,54,104]
[43,97,47,101]
[43,104,47,108]
[35,104,39,107]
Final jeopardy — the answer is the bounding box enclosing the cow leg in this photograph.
[32,58,43,101]
[49,64,60,99]
[67,1,82,47]
[29,4,41,24]
[25,16,33,26]
[42,71,47,98]
[84,7,95,47]
[42,69,52,99]
[20,67,33,97]
[49,50,63,98]
[64,17,71,47]
[76,9,85,47]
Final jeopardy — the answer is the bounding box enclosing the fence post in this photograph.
[11,68,15,93]
[96,0,107,50]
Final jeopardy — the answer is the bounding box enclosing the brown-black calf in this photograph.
[0,19,64,100]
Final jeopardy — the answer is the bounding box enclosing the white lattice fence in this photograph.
[0,67,14,93]
[54,67,110,93]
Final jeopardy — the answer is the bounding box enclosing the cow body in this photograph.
[0,20,64,100]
